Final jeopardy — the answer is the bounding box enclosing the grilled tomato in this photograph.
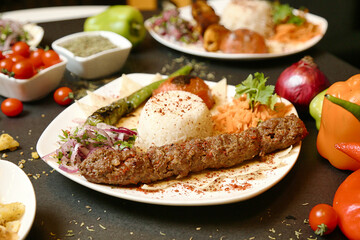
[153,75,215,109]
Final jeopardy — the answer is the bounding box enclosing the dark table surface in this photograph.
[1,11,359,240]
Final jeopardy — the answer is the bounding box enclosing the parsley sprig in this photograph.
[272,2,306,26]
[235,72,278,111]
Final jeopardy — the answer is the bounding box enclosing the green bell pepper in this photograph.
[84,5,146,47]
[309,88,327,130]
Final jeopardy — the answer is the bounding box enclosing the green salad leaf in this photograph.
[272,2,305,26]
[235,72,278,110]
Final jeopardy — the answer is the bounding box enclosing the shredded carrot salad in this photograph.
[270,22,322,43]
[212,95,292,134]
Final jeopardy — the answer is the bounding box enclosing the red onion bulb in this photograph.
[275,56,330,110]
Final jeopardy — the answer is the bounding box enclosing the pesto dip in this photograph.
[60,35,117,57]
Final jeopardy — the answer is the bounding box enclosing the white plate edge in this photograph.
[0,159,36,239]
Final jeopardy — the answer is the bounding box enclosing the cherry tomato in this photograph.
[54,87,74,106]
[12,41,31,58]
[0,58,14,73]
[6,53,25,63]
[42,50,61,68]
[0,51,4,60]
[309,204,338,236]
[29,48,45,69]
[12,60,35,79]
[1,98,23,117]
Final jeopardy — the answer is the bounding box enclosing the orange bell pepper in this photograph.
[316,74,360,171]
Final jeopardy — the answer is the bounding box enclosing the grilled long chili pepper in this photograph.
[86,65,193,126]
[325,94,360,121]
[335,142,360,162]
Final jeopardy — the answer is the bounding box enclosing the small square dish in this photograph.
[52,31,132,80]
[0,56,67,102]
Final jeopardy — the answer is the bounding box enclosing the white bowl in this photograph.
[0,159,36,240]
[52,31,132,80]
[0,56,67,102]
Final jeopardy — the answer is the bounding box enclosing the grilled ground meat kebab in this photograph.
[79,114,308,186]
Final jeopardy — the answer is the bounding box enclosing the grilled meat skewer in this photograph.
[191,0,220,35]
[79,114,308,186]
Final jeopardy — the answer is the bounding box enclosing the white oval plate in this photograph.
[36,73,301,206]
[145,0,328,60]
[2,6,109,23]
[0,159,36,239]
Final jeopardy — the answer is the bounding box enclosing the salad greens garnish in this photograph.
[235,72,278,111]
[115,135,137,151]
[59,129,70,141]
[272,2,306,26]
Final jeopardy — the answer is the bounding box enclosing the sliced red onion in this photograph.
[59,164,78,174]
[54,123,137,174]
[106,127,137,136]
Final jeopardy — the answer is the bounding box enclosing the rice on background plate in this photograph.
[220,0,274,37]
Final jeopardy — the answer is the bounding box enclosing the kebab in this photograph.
[79,114,307,186]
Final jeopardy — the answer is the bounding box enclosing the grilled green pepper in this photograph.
[86,65,193,126]
[84,5,146,47]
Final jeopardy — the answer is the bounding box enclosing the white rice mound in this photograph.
[135,90,214,150]
[220,0,274,37]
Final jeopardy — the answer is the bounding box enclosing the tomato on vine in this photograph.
[309,204,338,236]
[6,53,25,63]
[0,58,14,73]
[0,41,62,79]
[54,87,74,106]
[12,41,31,58]
[29,48,45,69]
[11,60,35,79]
[1,98,23,117]
[42,50,61,68]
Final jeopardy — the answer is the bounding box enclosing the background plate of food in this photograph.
[145,0,327,60]
[36,72,306,206]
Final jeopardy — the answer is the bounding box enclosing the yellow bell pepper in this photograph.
[317,74,360,171]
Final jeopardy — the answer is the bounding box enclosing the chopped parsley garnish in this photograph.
[235,72,277,110]
[272,2,306,25]
[114,134,136,150]
[59,129,70,141]
[94,132,107,142]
